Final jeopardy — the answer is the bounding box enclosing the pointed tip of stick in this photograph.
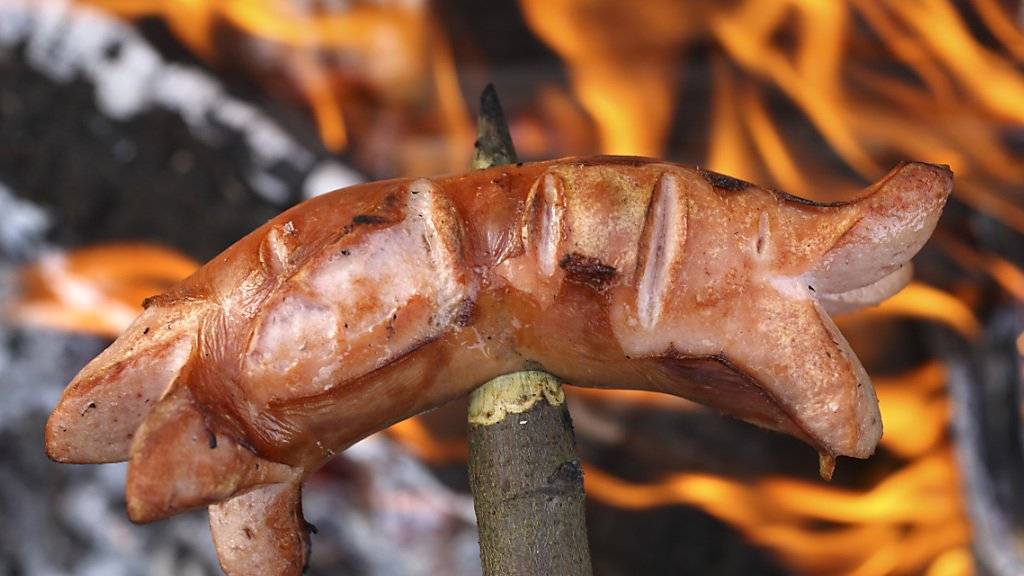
[473,83,518,170]
[479,82,502,121]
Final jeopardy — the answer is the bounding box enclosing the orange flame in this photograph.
[569,358,966,573]
[518,0,1024,219]
[519,0,703,157]
[507,5,1024,569]
[6,244,198,337]
[385,417,468,463]
[578,361,967,576]
[584,452,968,576]
[838,282,981,340]
[79,0,471,167]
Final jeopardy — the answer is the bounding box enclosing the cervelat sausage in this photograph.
[45,156,952,575]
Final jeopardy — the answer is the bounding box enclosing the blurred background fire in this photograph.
[1,0,1023,574]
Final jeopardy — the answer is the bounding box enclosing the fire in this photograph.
[386,417,468,463]
[575,366,966,576]
[30,0,1024,573]
[584,452,968,576]
[579,361,968,576]
[518,0,705,157]
[839,282,980,340]
[533,0,1024,219]
[78,0,473,173]
[7,243,198,337]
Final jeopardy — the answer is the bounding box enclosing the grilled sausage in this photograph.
[45,156,952,575]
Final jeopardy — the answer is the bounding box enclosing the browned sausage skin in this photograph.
[45,156,951,575]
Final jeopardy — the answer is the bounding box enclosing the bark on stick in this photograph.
[468,86,592,576]
[468,372,591,576]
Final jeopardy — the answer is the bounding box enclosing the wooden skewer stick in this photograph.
[467,84,593,576]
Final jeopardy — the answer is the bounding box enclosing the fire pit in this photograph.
[3,1,1023,575]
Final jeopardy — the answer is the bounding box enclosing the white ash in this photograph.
[0,323,223,576]
[0,180,49,260]
[306,437,481,576]
[0,0,363,205]
[304,159,364,198]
